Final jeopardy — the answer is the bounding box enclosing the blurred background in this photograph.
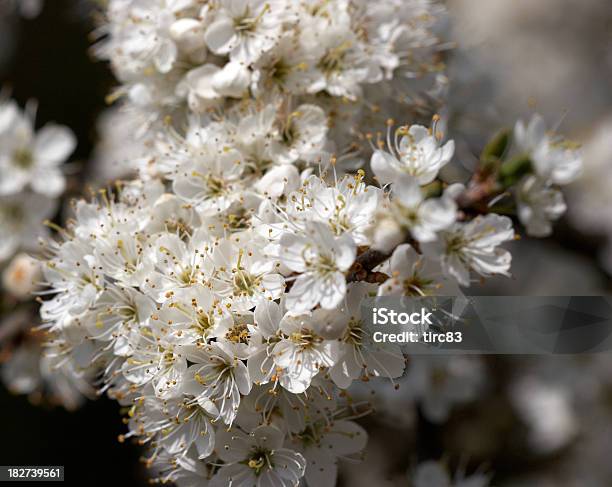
[0,1,611,486]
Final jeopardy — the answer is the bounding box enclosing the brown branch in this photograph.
[347,249,392,282]
[455,173,502,213]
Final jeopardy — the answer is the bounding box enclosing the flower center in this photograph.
[13,148,34,169]
[0,203,24,223]
[234,4,270,34]
[206,174,226,196]
[225,322,250,344]
[402,274,436,296]
[398,205,420,225]
[270,59,291,84]
[314,254,337,277]
[246,449,272,475]
[446,235,465,255]
[318,41,352,76]
[290,329,321,349]
[165,216,191,237]
[225,209,250,232]
[178,266,195,285]
[195,310,213,333]
[232,269,260,297]
[344,318,364,346]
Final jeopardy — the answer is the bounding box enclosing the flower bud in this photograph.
[169,18,207,54]
[2,253,41,299]
[255,164,300,199]
[371,216,405,253]
[212,62,251,98]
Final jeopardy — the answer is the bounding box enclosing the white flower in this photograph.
[280,221,356,313]
[250,33,318,96]
[141,233,207,302]
[270,105,328,165]
[303,14,380,100]
[2,252,41,298]
[377,244,459,297]
[128,394,215,459]
[514,114,582,185]
[371,123,454,185]
[291,419,367,487]
[183,342,251,425]
[308,172,381,246]
[169,130,248,215]
[272,312,340,393]
[102,0,200,78]
[180,60,252,109]
[0,101,75,197]
[212,425,306,487]
[40,239,102,324]
[388,175,457,242]
[232,103,278,172]
[422,214,515,286]
[403,356,485,423]
[93,230,153,287]
[511,377,578,454]
[209,236,284,312]
[325,283,406,389]
[85,285,155,358]
[0,192,56,261]
[516,175,566,237]
[144,193,200,236]
[204,0,290,64]
[247,299,340,394]
[121,319,189,399]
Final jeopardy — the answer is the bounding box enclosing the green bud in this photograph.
[480,129,511,174]
[498,155,532,187]
[482,129,511,160]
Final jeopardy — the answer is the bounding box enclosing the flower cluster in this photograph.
[0,97,83,407]
[513,114,582,237]
[34,1,584,486]
[95,0,448,148]
[0,98,75,261]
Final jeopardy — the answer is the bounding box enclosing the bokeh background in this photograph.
[0,1,611,486]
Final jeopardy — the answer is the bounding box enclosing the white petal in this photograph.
[371,150,399,185]
[319,272,346,310]
[155,39,178,73]
[204,17,236,55]
[31,169,66,197]
[33,124,76,165]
